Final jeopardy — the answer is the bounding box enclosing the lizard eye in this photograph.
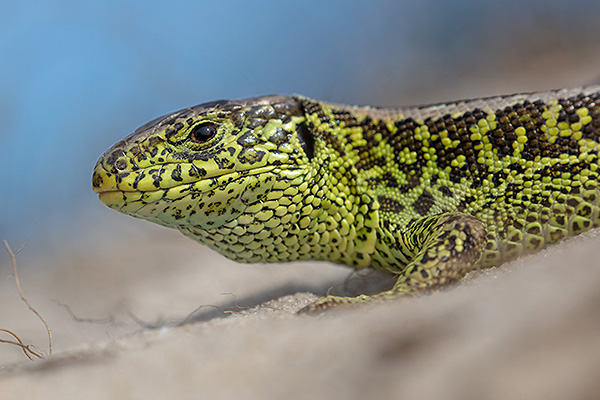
[190,123,217,143]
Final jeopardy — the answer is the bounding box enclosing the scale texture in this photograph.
[92,87,600,311]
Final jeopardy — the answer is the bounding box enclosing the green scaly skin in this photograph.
[92,87,600,312]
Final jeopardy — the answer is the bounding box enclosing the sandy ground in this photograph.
[0,211,599,400]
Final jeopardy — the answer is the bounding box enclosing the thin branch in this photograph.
[127,311,167,329]
[181,304,221,324]
[220,292,252,310]
[3,240,52,355]
[55,301,115,324]
[0,328,43,360]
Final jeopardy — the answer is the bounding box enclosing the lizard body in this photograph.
[92,87,600,311]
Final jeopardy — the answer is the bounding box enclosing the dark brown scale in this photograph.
[463,111,476,125]
[311,120,345,156]
[423,117,436,133]
[439,186,453,197]
[431,142,449,169]
[448,167,467,183]
[434,118,446,132]
[378,196,405,213]
[413,190,435,216]
[407,174,421,188]
[355,118,394,170]
[473,108,486,119]
[331,109,361,127]
[524,121,536,133]
[246,118,267,129]
[443,115,453,127]
[301,100,322,117]
[448,126,459,140]
[510,115,521,127]
[382,172,398,188]
[557,110,568,123]
[561,101,575,115]
[356,155,386,170]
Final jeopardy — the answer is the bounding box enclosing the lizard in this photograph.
[92,87,600,312]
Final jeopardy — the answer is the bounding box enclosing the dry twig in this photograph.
[3,240,53,356]
[0,328,43,360]
[55,301,114,324]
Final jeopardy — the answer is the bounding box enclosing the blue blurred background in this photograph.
[2,0,600,249]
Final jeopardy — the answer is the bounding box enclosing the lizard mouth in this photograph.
[93,164,290,212]
[93,163,282,192]
[97,190,124,204]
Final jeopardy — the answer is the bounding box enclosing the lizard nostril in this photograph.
[114,158,128,172]
[105,147,126,172]
[113,158,127,172]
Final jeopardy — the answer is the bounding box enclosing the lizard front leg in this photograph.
[299,212,487,313]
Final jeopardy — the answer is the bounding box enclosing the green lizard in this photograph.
[92,87,600,312]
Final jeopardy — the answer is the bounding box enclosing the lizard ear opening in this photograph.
[297,122,315,160]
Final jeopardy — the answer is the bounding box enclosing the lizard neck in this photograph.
[299,98,422,270]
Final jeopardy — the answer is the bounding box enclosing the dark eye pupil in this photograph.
[190,123,216,142]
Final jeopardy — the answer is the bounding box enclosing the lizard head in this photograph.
[92,95,378,265]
